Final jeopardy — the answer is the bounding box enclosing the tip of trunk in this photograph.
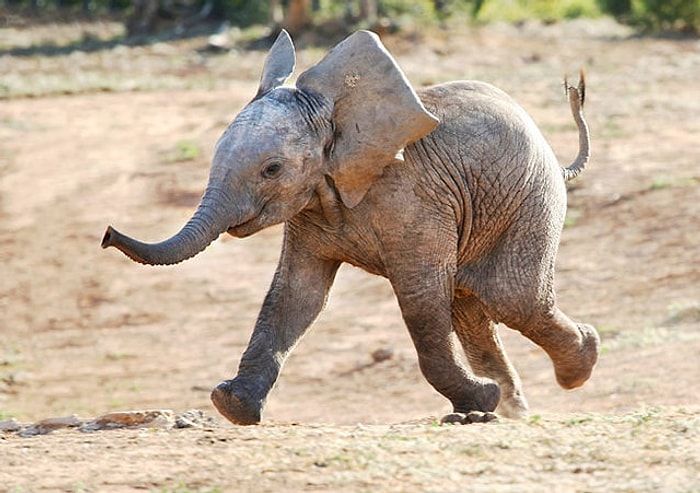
[102,187,235,266]
[101,226,116,249]
[100,225,153,265]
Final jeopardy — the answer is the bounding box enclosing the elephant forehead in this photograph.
[214,99,303,158]
[236,97,300,132]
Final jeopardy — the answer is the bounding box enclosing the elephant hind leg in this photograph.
[525,309,600,390]
[485,295,600,390]
[463,236,600,391]
[452,295,529,419]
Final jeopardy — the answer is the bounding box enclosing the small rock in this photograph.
[20,415,84,436]
[83,409,175,432]
[371,347,394,363]
[175,409,216,429]
[0,418,23,432]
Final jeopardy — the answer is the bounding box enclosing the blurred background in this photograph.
[2,0,699,37]
[1,0,698,425]
[1,0,698,97]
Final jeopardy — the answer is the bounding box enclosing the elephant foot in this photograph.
[451,380,501,415]
[495,388,529,419]
[210,380,263,426]
[554,323,600,390]
[441,411,498,425]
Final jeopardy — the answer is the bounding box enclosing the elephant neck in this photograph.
[301,176,344,231]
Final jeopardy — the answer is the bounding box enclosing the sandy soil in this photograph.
[1,16,699,492]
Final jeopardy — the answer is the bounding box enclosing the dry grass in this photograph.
[2,407,699,492]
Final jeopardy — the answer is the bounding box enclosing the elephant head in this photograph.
[102,30,438,265]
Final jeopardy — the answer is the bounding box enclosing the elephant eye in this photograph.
[261,161,282,179]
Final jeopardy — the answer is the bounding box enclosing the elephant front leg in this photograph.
[391,266,501,423]
[211,236,340,425]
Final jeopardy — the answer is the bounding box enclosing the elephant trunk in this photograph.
[101,185,235,266]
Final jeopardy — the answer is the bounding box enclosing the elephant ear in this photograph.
[256,30,296,98]
[296,30,439,208]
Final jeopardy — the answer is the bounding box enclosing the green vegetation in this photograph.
[629,406,660,425]
[597,0,699,34]
[471,0,698,32]
[476,0,603,23]
[1,0,696,34]
[666,301,700,325]
[563,414,594,426]
[649,174,700,190]
[166,140,202,163]
[563,207,583,228]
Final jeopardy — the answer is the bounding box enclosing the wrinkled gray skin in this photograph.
[102,30,600,425]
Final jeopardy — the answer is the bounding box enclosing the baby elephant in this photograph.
[102,30,600,424]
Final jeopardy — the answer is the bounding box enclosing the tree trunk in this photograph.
[283,0,311,35]
[359,0,377,24]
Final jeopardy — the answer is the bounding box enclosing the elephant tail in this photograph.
[561,69,590,182]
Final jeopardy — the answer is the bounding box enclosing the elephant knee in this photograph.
[488,301,555,336]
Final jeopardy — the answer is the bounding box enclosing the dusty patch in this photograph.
[2,408,698,492]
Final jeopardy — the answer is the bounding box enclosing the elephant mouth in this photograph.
[227,197,287,238]
[227,216,262,238]
[227,223,253,238]
[227,201,278,238]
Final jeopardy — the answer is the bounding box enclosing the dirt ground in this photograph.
[1,15,699,493]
